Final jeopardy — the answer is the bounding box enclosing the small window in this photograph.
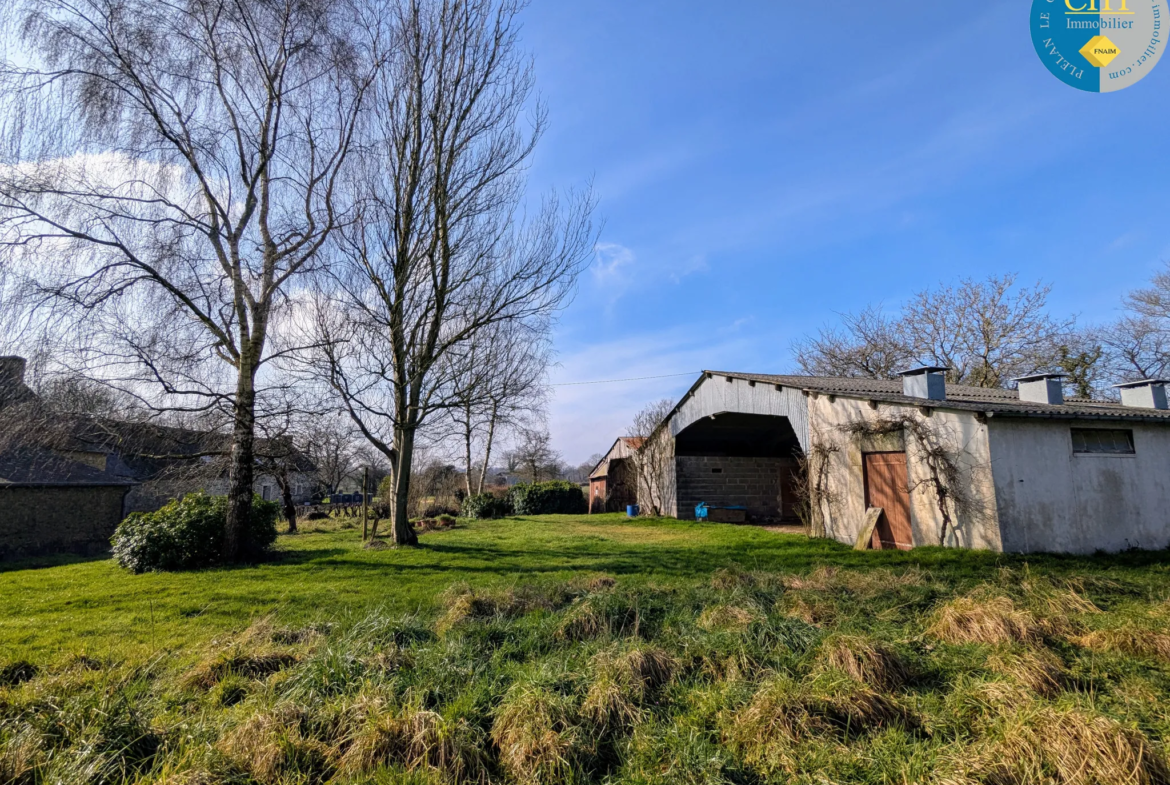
[711,468,723,474]
[1071,429,1135,455]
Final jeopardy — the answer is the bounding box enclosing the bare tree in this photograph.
[508,426,560,484]
[446,321,550,496]
[303,416,361,497]
[902,275,1073,387]
[793,275,1075,389]
[1096,263,1170,383]
[254,434,303,533]
[628,399,675,517]
[1099,317,1170,382]
[0,0,378,559]
[305,0,594,545]
[793,306,914,379]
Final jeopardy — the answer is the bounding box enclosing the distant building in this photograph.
[588,437,644,514]
[0,355,316,559]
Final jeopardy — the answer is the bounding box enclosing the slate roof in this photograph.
[702,371,1170,423]
[0,448,135,487]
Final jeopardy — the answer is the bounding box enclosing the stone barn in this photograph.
[642,368,1170,554]
[0,448,134,560]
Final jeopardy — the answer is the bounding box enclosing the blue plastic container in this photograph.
[695,503,709,520]
[627,505,640,517]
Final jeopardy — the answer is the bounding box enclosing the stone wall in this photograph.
[675,455,797,522]
[0,486,128,560]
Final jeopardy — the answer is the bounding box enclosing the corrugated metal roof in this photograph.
[702,371,1170,423]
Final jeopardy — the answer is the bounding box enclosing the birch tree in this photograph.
[0,0,377,559]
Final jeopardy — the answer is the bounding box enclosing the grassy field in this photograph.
[2,514,1170,783]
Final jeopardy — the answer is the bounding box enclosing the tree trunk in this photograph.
[277,466,298,533]
[391,425,419,546]
[463,403,475,496]
[224,367,258,561]
[477,401,498,496]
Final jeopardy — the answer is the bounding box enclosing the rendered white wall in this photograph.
[988,420,1170,554]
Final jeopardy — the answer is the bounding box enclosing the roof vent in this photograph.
[1113,379,1170,410]
[1014,373,1065,406]
[898,366,948,401]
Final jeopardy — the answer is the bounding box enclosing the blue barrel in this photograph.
[627,505,640,518]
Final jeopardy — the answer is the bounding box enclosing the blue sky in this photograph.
[519,1,1170,464]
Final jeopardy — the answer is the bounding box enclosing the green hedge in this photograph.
[111,492,280,573]
[509,481,587,516]
[461,493,514,520]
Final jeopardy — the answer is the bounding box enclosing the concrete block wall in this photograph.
[0,486,127,560]
[676,455,795,522]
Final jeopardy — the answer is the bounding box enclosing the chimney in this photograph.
[0,356,37,411]
[0,356,26,388]
[1014,373,1065,406]
[898,366,948,401]
[1113,379,1170,410]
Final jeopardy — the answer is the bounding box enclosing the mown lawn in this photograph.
[3,514,1165,661]
[2,515,1170,784]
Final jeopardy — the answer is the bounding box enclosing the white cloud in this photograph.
[547,323,766,463]
[668,254,708,284]
[592,242,636,283]
[589,241,638,310]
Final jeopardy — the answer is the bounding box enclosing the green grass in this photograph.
[2,514,1170,784]
[4,514,1167,662]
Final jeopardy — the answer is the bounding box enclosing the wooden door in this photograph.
[863,452,913,550]
[779,466,801,522]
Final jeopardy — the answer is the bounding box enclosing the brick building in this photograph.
[588,437,644,513]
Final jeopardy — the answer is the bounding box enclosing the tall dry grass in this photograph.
[928,596,1042,646]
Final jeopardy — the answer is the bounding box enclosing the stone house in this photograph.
[641,368,1170,554]
[0,355,318,558]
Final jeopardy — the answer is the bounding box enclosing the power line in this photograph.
[551,371,700,387]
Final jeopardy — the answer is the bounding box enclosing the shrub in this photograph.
[461,493,513,520]
[509,481,587,516]
[419,503,460,519]
[111,492,280,573]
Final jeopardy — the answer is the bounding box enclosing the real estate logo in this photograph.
[1031,0,1165,91]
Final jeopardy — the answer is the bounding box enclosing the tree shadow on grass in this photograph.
[0,550,112,574]
[255,536,1170,587]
